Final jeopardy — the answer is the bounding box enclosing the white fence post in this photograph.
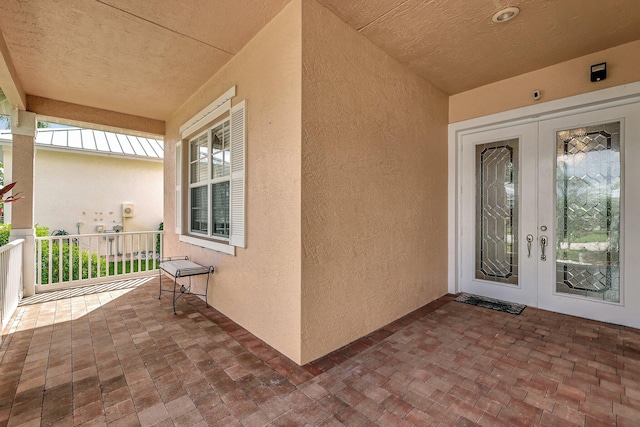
[10,228,35,297]
[0,239,24,344]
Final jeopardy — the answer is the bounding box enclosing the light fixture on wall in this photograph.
[492,6,520,23]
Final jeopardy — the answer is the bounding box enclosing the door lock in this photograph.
[526,234,534,258]
[539,235,548,261]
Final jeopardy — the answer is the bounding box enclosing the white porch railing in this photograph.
[1,239,23,337]
[36,231,163,292]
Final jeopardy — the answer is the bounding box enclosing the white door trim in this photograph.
[448,81,640,295]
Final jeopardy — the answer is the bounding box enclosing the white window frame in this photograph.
[187,117,231,241]
[176,87,245,256]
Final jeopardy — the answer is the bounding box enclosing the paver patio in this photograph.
[1,277,639,426]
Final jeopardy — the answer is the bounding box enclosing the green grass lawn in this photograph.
[109,259,159,275]
[573,231,608,243]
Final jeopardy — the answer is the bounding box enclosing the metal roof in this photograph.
[0,127,164,160]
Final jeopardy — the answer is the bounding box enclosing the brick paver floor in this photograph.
[1,277,639,426]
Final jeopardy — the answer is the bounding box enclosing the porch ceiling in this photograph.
[0,0,290,121]
[0,0,640,122]
[317,0,640,94]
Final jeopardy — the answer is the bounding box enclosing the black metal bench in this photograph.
[158,256,214,314]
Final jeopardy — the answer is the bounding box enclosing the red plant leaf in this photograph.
[4,194,22,203]
[0,181,16,198]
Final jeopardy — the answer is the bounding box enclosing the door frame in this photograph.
[448,81,640,296]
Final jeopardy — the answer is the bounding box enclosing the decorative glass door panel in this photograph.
[460,123,538,307]
[555,122,620,302]
[476,140,519,285]
[537,103,640,329]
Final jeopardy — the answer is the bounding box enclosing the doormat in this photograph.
[454,293,526,315]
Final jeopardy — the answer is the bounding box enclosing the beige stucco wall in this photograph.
[450,39,640,123]
[164,0,303,362]
[28,96,165,137]
[299,0,449,363]
[8,134,35,229]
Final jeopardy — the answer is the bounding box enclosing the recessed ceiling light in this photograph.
[492,6,520,23]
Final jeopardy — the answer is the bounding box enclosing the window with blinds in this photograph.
[178,96,245,254]
[188,119,230,238]
[182,100,245,249]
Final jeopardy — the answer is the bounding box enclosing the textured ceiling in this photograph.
[0,0,290,120]
[317,0,640,94]
[1,0,640,122]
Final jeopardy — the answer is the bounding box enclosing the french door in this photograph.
[459,103,640,328]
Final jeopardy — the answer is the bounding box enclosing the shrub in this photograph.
[0,223,9,246]
[35,224,49,237]
[39,240,107,284]
[0,224,49,247]
[156,222,163,254]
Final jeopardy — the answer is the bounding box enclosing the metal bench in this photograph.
[158,256,214,314]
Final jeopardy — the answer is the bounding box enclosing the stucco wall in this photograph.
[4,147,163,233]
[28,96,164,137]
[164,0,303,362]
[300,0,449,363]
[450,40,640,123]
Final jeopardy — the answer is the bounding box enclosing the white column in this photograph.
[8,109,36,297]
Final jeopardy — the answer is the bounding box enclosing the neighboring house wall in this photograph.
[449,39,640,123]
[3,146,163,233]
[164,0,303,362]
[300,0,449,363]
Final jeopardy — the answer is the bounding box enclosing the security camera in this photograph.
[533,90,541,100]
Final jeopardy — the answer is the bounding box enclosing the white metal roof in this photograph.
[0,127,164,160]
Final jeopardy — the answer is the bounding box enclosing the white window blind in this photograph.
[189,132,211,235]
[230,101,246,248]
[175,141,182,234]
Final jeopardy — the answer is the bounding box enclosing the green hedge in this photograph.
[0,224,9,247]
[39,241,159,284]
[0,224,49,246]
[39,240,108,284]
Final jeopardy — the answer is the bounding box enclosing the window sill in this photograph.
[179,234,235,256]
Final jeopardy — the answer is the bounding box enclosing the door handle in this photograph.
[540,235,548,261]
[526,234,534,258]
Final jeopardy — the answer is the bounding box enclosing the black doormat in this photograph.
[454,293,526,315]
